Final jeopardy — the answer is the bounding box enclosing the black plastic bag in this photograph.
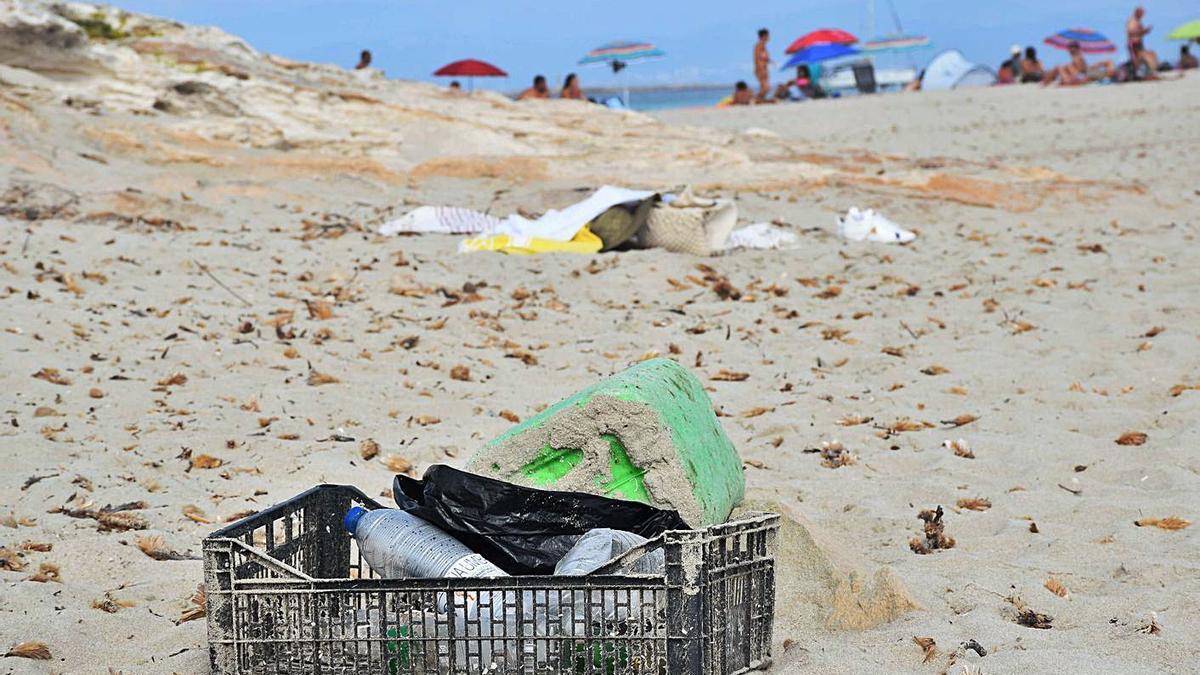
[393,465,688,575]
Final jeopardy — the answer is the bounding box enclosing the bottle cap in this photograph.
[343,506,367,534]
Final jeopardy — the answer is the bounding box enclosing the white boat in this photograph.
[819,62,917,93]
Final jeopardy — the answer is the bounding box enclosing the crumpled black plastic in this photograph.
[392,464,688,575]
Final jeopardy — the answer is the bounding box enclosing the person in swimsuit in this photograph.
[560,73,583,100]
[1043,42,1113,86]
[1126,7,1160,75]
[517,75,550,100]
[754,29,771,102]
[731,80,754,105]
[1180,45,1198,70]
[1021,47,1045,83]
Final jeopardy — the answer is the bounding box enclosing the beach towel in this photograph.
[379,206,503,236]
[459,225,603,255]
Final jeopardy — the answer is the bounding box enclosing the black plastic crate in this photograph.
[203,484,778,674]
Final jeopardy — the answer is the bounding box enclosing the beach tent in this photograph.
[920,49,995,91]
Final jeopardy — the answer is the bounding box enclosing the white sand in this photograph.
[2,2,1199,672]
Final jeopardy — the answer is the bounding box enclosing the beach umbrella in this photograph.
[433,59,507,91]
[578,40,665,107]
[1167,20,1200,41]
[579,41,665,68]
[1043,28,1116,54]
[781,43,860,69]
[785,28,858,54]
[861,33,931,53]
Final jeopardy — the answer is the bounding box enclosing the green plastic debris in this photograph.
[469,358,744,527]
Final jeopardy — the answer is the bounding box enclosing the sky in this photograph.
[119,0,1196,91]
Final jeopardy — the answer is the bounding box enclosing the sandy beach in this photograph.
[2,2,1199,673]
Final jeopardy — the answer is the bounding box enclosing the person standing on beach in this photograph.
[1126,7,1159,74]
[354,50,372,70]
[754,29,771,102]
[517,75,550,100]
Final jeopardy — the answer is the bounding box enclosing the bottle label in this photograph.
[445,553,505,579]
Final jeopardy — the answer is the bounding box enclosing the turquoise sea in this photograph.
[587,86,730,111]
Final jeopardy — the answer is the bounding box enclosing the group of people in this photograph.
[1000,6,1195,87]
[515,73,585,101]
[730,28,826,105]
[732,5,1194,105]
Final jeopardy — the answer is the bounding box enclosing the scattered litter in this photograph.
[726,222,800,250]
[836,207,916,243]
[960,639,987,657]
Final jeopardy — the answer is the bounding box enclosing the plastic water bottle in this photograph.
[554,529,664,576]
[344,507,507,619]
[344,506,507,580]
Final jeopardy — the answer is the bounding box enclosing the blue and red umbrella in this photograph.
[1044,28,1116,54]
[781,42,860,69]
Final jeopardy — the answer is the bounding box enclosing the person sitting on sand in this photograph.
[731,80,754,105]
[448,80,462,91]
[1179,45,1198,70]
[517,75,550,100]
[794,65,826,99]
[1043,41,1114,86]
[561,73,583,100]
[998,45,1022,83]
[1020,47,1044,83]
[1126,7,1160,75]
[354,50,372,70]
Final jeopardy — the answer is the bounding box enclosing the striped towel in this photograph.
[379,206,503,236]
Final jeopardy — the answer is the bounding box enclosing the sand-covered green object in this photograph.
[467,358,744,526]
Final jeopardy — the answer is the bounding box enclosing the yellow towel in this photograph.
[460,225,603,254]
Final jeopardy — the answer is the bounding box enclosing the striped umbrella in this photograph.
[1044,28,1116,54]
[579,40,665,108]
[861,33,931,53]
[579,41,665,66]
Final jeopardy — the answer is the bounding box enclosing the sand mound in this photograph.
[738,498,918,636]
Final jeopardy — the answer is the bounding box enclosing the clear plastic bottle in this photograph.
[344,506,507,618]
[344,506,507,580]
